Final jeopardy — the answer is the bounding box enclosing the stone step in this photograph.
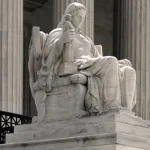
[6,118,150,144]
[14,113,116,133]
[7,122,116,143]
[14,111,149,133]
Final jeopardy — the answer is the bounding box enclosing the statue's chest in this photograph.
[74,36,93,58]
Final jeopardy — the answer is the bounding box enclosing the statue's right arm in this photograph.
[55,28,75,58]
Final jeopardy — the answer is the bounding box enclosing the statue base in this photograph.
[2,109,150,150]
[58,62,78,76]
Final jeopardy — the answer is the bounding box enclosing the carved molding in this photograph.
[24,0,48,12]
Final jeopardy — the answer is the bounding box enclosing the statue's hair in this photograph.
[57,2,87,29]
[65,2,86,15]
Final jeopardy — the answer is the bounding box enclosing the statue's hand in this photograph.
[59,29,75,44]
[118,59,132,68]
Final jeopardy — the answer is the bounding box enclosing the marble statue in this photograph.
[28,2,136,123]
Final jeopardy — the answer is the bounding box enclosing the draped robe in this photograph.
[36,28,135,114]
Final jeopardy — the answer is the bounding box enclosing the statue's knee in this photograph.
[107,56,118,67]
[124,66,136,77]
[124,66,135,73]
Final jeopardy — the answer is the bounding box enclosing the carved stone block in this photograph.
[32,26,41,55]
[58,62,78,76]
[44,84,87,122]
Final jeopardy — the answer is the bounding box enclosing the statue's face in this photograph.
[71,9,86,29]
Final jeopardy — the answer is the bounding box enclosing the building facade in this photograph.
[0,0,150,120]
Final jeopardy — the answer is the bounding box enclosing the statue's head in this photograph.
[58,2,87,30]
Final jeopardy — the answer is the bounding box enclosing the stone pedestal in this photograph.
[0,0,23,114]
[113,0,150,120]
[53,0,94,40]
[0,109,150,150]
[45,84,87,122]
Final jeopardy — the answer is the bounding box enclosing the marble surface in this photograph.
[3,109,150,150]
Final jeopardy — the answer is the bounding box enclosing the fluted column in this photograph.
[114,0,150,120]
[53,0,94,41]
[0,0,23,114]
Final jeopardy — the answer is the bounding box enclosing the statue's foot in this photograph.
[103,105,121,113]
[90,111,103,116]
[120,106,132,112]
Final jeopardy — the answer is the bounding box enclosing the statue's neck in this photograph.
[75,29,81,37]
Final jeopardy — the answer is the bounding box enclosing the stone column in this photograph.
[53,0,94,41]
[0,0,23,114]
[114,0,150,120]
